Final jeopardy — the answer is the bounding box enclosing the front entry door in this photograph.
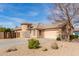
[38,30,43,38]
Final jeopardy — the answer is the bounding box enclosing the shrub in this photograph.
[56,37,61,41]
[70,35,78,41]
[74,35,78,39]
[70,35,74,41]
[51,42,59,49]
[28,38,40,49]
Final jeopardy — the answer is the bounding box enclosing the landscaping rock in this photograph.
[51,42,59,49]
[6,48,17,52]
[42,47,48,51]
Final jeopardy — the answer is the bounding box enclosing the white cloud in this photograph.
[0,22,16,28]
[27,11,39,17]
[10,17,27,23]
[0,15,28,28]
[0,15,27,23]
[12,10,39,18]
[42,4,51,15]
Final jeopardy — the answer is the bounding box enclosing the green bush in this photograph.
[28,38,40,49]
[70,35,78,41]
[56,37,61,41]
[74,35,78,39]
[70,35,74,40]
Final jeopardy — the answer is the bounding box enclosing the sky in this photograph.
[0,3,56,28]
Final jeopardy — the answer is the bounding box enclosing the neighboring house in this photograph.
[14,20,74,40]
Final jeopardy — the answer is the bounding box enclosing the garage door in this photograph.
[44,30,59,39]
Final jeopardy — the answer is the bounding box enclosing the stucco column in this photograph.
[30,30,34,38]
[30,29,38,38]
[20,23,30,38]
[35,30,38,38]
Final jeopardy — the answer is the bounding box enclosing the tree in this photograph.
[48,3,79,41]
[0,27,6,32]
[5,28,12,32]
[0,27,12,32]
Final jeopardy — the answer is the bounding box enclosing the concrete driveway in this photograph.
[0,38,54,48]
[0,39,27,48]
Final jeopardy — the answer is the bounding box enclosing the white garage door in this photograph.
[44,30,59,39]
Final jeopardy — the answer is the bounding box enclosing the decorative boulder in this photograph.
[51,42,59,49]
[6,48,17,52]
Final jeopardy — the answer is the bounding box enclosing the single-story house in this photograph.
[14,20,74,40]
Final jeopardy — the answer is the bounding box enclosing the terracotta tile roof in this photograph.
[14,27,21,31]
[21,22,32,25]
[14,20,68,30]
[32,23,45,29]
[32,21,66,29]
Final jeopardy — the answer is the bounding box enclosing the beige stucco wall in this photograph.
[44,29,60,39]
[21,25,28,31]
[20,24,30,38]
[30,29,38,38]
[20,31,30,38]
[16,23,62,39]
[15,30,21,33]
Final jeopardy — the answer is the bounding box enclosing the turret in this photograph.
[20,22,32,38]
[21,23,32,31]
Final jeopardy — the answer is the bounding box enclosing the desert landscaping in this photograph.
[0,3,79,56]
[0,39,79,56]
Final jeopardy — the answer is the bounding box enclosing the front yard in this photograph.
[0,38,79,56]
